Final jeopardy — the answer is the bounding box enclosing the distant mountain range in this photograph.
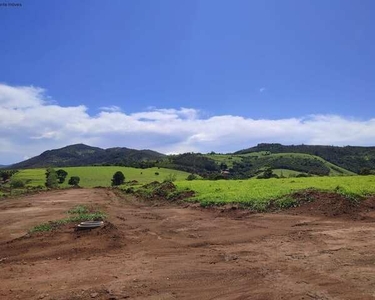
[10,144,165,169]
[7,143,375,176]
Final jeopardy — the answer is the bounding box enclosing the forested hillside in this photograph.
[235,143,375,173]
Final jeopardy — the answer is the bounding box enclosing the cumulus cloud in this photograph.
[1,83,375,164]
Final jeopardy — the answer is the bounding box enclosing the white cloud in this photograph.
[99,105,121,112]
[259,87,266,93]
[1,83,375,164]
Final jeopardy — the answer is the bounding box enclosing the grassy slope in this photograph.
[206,152,355,176]
[13,166,190,188]
[272,169,303,177]
[176,175,375,207]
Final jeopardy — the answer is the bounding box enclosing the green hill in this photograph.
[235,143,375,174]
[10,144,165,169]
[205,152,355,178]
[7,143,375,178]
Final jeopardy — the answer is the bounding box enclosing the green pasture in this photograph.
[268,153,355,176]
[272,169,303,177]
[12,166,190,188]
[176,175,375,208]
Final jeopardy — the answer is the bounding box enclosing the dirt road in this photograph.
[1,188,375,299]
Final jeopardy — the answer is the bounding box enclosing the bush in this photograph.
[186,174,197,181]
[164,173,177,182]
[111,171,125,186]
[257,167,278,179]
[45,168,58,188]
[68,176,80,187]
[359,168,371,175]
[10,179,25,188]
[56,169,68,184]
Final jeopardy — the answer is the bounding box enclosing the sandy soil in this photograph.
[1,188,375,299]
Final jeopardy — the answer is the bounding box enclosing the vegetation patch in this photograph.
[272,196,298,209]
[12,166,190,188]
[68,205,89,214]
[29,205,106,233]
[122,180,194,202]
[176,175,375,208]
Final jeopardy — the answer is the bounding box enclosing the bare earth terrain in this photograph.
[1,189,375,299]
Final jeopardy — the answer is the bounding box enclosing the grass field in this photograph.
[272,169,303,177]
[13,166,190,188]
[176,175,375,208]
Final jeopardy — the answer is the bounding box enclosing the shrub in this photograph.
[274,197,297,209]
[111,171,125,186]
[56,169,68,184]
[68,176,80,187]
[45,168,58,188]
[359,168,371,175]
[164,173,177,182]
[10,179,25,188]
[186,174,197,181]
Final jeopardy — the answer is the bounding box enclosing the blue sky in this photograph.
[1,0,375,163]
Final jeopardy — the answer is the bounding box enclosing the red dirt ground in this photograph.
[1,189,375,299]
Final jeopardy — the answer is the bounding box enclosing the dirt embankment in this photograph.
[2,189,375,299]
[286,190,375,219]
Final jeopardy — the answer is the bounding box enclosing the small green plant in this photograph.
[68,205,89,214]
[64,212,106,223]
[274,197,297,209]
[200,200,221,207]
[30,223,53,233]
[164,173,177,182]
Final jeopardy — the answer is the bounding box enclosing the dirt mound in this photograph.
[0,221,124,264]
[286,190,360,218]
